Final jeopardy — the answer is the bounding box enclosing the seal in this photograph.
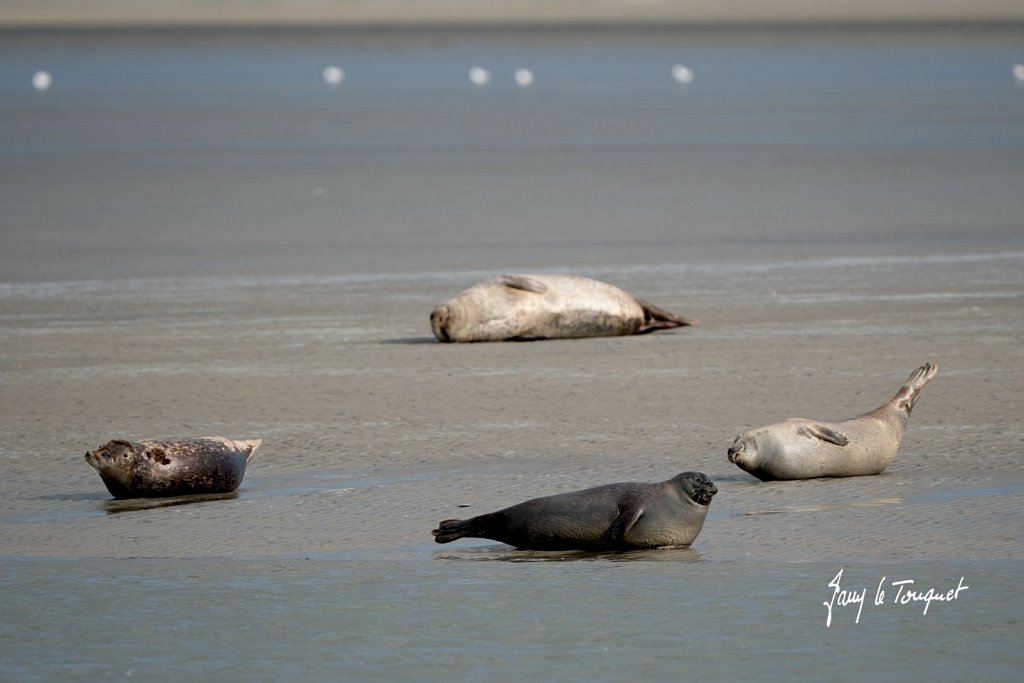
[432,471,717,551]
[727,362,938,481]
[430,274,696,342]
[85,436,261,498]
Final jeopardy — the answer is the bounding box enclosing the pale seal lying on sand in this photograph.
[432,471,718,551]
[430,274,696,342]
[728,362,938,481]
[85,436,261,498]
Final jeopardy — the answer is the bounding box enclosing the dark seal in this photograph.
[432,471,717,551]
[85,436,261,498]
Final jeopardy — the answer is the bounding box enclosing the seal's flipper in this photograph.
[797,423,849,446]
[892,362,939,412]
[606,504,645,544]
[432,518,473,544]
[238,438,262,462]
[904,362,939,390]
[636,299,698,333]
[499,275,548,294]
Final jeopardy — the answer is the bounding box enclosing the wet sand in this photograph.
[2,252,1022,560]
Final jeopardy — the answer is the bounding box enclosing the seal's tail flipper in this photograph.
[636,299,698,333]
[238,439,262,462]
[892,362,939,412]
[432,518,473,544]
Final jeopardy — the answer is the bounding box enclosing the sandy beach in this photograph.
[2,253,1022,560]
[1,21,1022,682]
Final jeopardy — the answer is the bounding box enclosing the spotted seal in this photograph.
[430,274,696,342]
[85,436,261,498]
[728,362,938,480]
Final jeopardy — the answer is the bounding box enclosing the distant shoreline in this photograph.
[2,0,1023,29]
[4,19,1023,49]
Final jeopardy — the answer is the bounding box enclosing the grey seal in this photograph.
[432,471,717,551]
[728,362,938,481]
[85,436,261,498]
[430,274,696,342]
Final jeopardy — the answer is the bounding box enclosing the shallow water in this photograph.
[1,24,1023,682]
[2,555,1019,682]
[2,24,1024,282]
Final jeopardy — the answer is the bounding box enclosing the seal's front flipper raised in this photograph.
[797,423,849,446]
[605,503,645,546]
[636,299,698,333]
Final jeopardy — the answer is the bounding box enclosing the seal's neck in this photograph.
[892,384,919,420]
[861,386,915,428]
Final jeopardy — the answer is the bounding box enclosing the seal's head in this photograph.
[430,285,509,343]
[85,439,136,471]
[727,433,758,472]
[85,439,142,497]
[677,471,718,506]
[430,303,454,342]
[429,292,495,343]
[431,275,552,343]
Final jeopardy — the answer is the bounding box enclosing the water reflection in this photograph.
[435,545,702,563]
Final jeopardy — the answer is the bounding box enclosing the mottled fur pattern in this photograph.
[85,436,261,498]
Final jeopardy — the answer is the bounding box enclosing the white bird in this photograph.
[671,64,694,84]
[32,70,53,91]
[322,66,345,85]
[514,68,534,87]
[469,66,492,86]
